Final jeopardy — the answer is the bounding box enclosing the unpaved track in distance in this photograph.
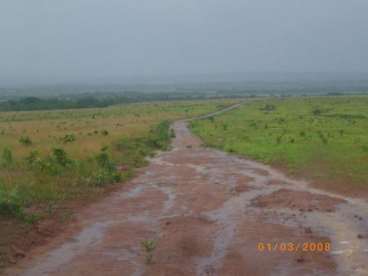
[5,105,368,276]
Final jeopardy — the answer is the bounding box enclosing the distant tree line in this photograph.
[0,92,240,112]
[0,89,365,112]
[0,96,138,111]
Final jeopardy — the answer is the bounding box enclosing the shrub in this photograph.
[52,148,73,167]
[170,129,176,138]
[1,148,13,167]
[19,136,32,146]
[94,169,121,186]
[61,133,76,143]
[0,186,23,218]
[260,104,276,112]
[317,131,328,144]
[141,239,157,264]
[312,108,321,116]
[25,150,40,165]
[101,130,109,136]
[93,149,121,186]
[96,150,114,171]
[150,121,171,150]
[115,120,172,168]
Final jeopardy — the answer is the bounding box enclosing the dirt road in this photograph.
[6,107,368,276]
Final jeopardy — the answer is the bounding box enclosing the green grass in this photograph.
[0,99,237,220]
[191,96,368,190]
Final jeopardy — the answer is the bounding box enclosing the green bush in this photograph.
[25,150,40,165]
[28,148,74,175]
[93,149,121,186]
[1,148,13,167]
[115,120,171,167]
[61,134,76,143]
[52,148,73,167]
[94,169,121,187]
[19,136,33,146]
[96,150,115,171]
[260,104,276,112]
[0,185,23,218]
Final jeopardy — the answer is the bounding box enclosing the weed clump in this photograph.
[27,148,74,175]
[1,148,13,167]
[19,136,32,146]
[52,148,73,167]
[0,185,36,222]
[141,239,156,264]
[101,130,109,136]
[260,104,276,112]
[61,134,76,143]
[115,120,172,167]
[93,148,121,186]
[25,150,40,165]
[312,108,323,116]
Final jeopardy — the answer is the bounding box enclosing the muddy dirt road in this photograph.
[6,108,368,276]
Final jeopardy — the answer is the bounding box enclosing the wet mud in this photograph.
[5,107,368,276]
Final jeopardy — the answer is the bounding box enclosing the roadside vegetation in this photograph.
[191,96,368,195]
[0,99,237,267]
[0,100,236,220]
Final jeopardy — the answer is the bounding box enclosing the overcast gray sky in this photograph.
[1,0,368,85]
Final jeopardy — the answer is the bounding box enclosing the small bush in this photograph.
[141,239,156,264]
[317,131,328,144]
[96,150,115,171]
[170,129,176,138]
[94,169,121,186]
[25,150,40,166]
[260,104,276,112]
[52,148,73,167]
[101,130,109,136]
[115,120,172,168]
[19,136,32,146]
[0,186,23,218]
[312,108,322,116]
[1,148,13,167]
[93,149,121,186]
[61,134,76,143]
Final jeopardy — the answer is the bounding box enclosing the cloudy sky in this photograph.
[1,0,368,85]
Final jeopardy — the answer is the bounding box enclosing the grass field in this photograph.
[191,96,368,195]
[0,99,236,221]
